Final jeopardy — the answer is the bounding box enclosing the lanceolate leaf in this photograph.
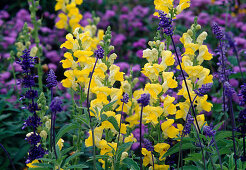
[55,123,79,143]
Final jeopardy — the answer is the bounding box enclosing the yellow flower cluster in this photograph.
[154,0,190,16]
[60,26,104,90]
[176,25,213,120]
[55,0,83,31]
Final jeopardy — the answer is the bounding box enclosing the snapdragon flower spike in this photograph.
[194,83,212,97]
[183,114,194,135]
[157,11,174,36]
[137,93,150,107]
[94,47,104,59]
[212,23,224,40]
[203,126,216,137]
[46,69,58,89]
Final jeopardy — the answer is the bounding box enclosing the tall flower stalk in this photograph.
[86,47,104,170]
[46,69,58,155]
[0,143,16,170]
[212,23,238,169]
[18,50,46,163]
[29,0,43,90]
[137,93,150,170]
[50,97,63,159]
[116,93,129,151]
[158,12,202,134]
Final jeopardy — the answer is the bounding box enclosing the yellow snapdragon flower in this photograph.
[154,143,170,161]
[142,148,154,167]
[85,126,103,147]
[161,119,179,138]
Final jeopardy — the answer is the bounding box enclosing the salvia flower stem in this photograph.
[192,122,206,170]
[234,49,245,81]
[170,35,202,134]
[139,105,144,170]
[219,38,238,168]
[0,143,16,170]
[213,136,223,170]
[228,98,238,169]
[87,57,99,170]
[178,95,198,170]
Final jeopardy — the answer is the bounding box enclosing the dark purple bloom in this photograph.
[22,115,42,129]
[203,125,216,137]
[183,114,194,135]
[144,139,153,152]
[157,11,173,36]
[238,109,246,124]
[94,47,104,59]
[121,93,129,104]
[25,133,41,145]
[50,97,63,113]
[194,83,212,97]
[137,93,150,107]
[239,84,246,105]
[224,81,235,97]
[28,103,39,113]
[25,145,47,164]
[212,23,224,40]
[24,89,38,99]
[46,69,57,88]
[16,50,35,73]
[21,75,36,88]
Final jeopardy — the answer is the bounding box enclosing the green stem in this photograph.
[87,57,99,170]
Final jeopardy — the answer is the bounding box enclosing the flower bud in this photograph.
[196,24,201,30]
[40,130,47,140]
[30,46,38,57]
[109,45,114,51]
[45,119,51,129]
[120,152,128,161]
[187,29,193,36]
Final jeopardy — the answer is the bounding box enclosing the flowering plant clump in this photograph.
[0,0,246,169]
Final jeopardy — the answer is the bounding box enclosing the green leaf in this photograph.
[87,155,110,162]
[100,100,117,114]
[116,142,132,161]
[32,163,53,168]
[75,115,90,126]
[182,166,199,170]
[161,138,196,159]
[107,116,119,132]
[122,158,140,170]
[214,121,224,131]
[61,146,74,155]
[66,164,88,169]
[55,123,79,143]
[0,113,11,121]
[228,56,237,66]
[215,131,240,141]
[64,152,84,165]
[184,153,202,162]
[29,168,50,170]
